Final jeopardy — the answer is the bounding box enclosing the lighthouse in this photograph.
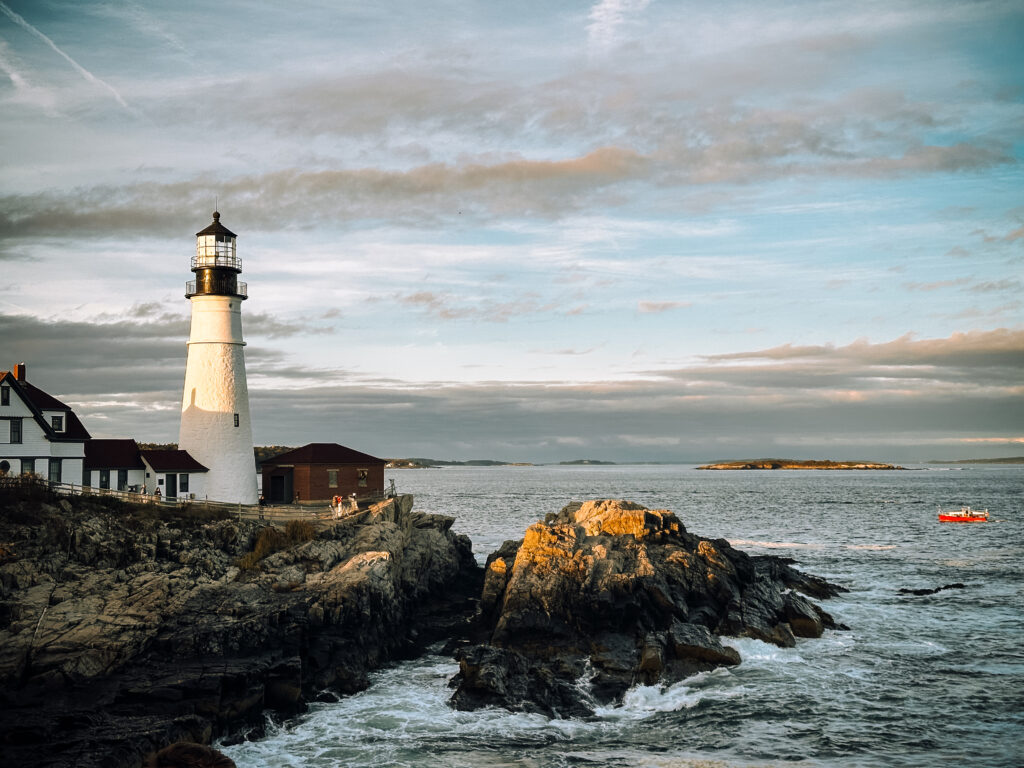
[179,211,258,504]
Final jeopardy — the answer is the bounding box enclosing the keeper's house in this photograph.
[83,439,208,500]
[261,443,385,504]
[0,363,90,483]
[83,438,146,492]
[138,449,208,500]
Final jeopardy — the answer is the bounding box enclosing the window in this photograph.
[51,415,64,432]
[180,473,189,493]
[234,413,239,428]
[82,466,90,487]
[9,418,22,444]
[99,469,110,489]
[1,386,9,406]
[328,469,338,488]
[48,458,61,484]
[357,469,368,487]
[117,469,128,491]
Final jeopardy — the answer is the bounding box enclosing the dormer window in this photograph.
[1,386,9,406]
[51,415,64,432]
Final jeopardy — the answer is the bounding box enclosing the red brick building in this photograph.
[260,443,386,504]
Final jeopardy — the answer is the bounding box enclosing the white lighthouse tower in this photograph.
[179,211,258,504]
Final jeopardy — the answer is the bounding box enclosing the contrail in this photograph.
[0,0,134,112]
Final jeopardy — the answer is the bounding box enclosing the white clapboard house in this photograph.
[0,363,90,483]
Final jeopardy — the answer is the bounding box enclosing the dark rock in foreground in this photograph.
[0,489,480,768]
[450,499,846,716]
[898,583,966,596]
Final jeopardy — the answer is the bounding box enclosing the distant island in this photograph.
[558,459,616,465]
[697,459,906,471]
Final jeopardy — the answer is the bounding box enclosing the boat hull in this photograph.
[938,514,987,523]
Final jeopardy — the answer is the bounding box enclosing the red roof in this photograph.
[84,439,145,470]
[140,450,208,473]
[262,442,385,466]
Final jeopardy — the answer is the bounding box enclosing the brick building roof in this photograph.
[262,443,385,466]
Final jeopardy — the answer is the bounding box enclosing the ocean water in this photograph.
[222,464,1024,767]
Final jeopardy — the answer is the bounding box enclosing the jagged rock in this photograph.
[450,499,846,716]
[0,489,482,768]
[898,582,966,596]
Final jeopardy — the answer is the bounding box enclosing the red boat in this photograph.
[938,506,988,523]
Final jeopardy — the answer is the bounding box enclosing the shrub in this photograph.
[0,475,59,511]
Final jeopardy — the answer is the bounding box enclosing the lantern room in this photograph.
[186,211,247,299]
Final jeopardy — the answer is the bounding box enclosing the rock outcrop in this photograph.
[450,499,845,716]
[0,485,480,768]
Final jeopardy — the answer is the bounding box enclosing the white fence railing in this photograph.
[2,476,399,525]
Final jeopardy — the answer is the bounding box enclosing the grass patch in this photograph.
[236,518,317,571]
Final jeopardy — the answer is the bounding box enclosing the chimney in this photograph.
[13,363,26,382]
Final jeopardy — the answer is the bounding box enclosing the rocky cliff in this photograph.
[450,499,846,716]
[0,483,480,768]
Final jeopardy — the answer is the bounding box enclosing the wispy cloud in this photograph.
[638,300,690,314]
[587,0,650,57]
[0,1,134,113]
[396,290,558,323]
[903,278,970,292]
[702,328,1024,372]
[969,279,1023,293]
[100,1,192,59]
[0,39,55,111]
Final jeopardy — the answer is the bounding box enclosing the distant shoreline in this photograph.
[926,457,1024,465]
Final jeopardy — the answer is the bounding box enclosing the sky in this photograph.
[1,0,1022,464]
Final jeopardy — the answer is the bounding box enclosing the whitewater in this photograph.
[222,464,1024,767]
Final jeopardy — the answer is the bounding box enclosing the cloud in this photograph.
[396,290,558,323]
[0,1,134,113]
[637,300,690,314]
[587,0,650,57]
[903,278,970,291]
[0,39,56,112]
[969,279,1022,294]
[0,147,649,239]
[2,129,1009,244]
[245,312,325,339]
[702,328,1024,370]
[91,2,192,59]
[7,311,1020,460]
